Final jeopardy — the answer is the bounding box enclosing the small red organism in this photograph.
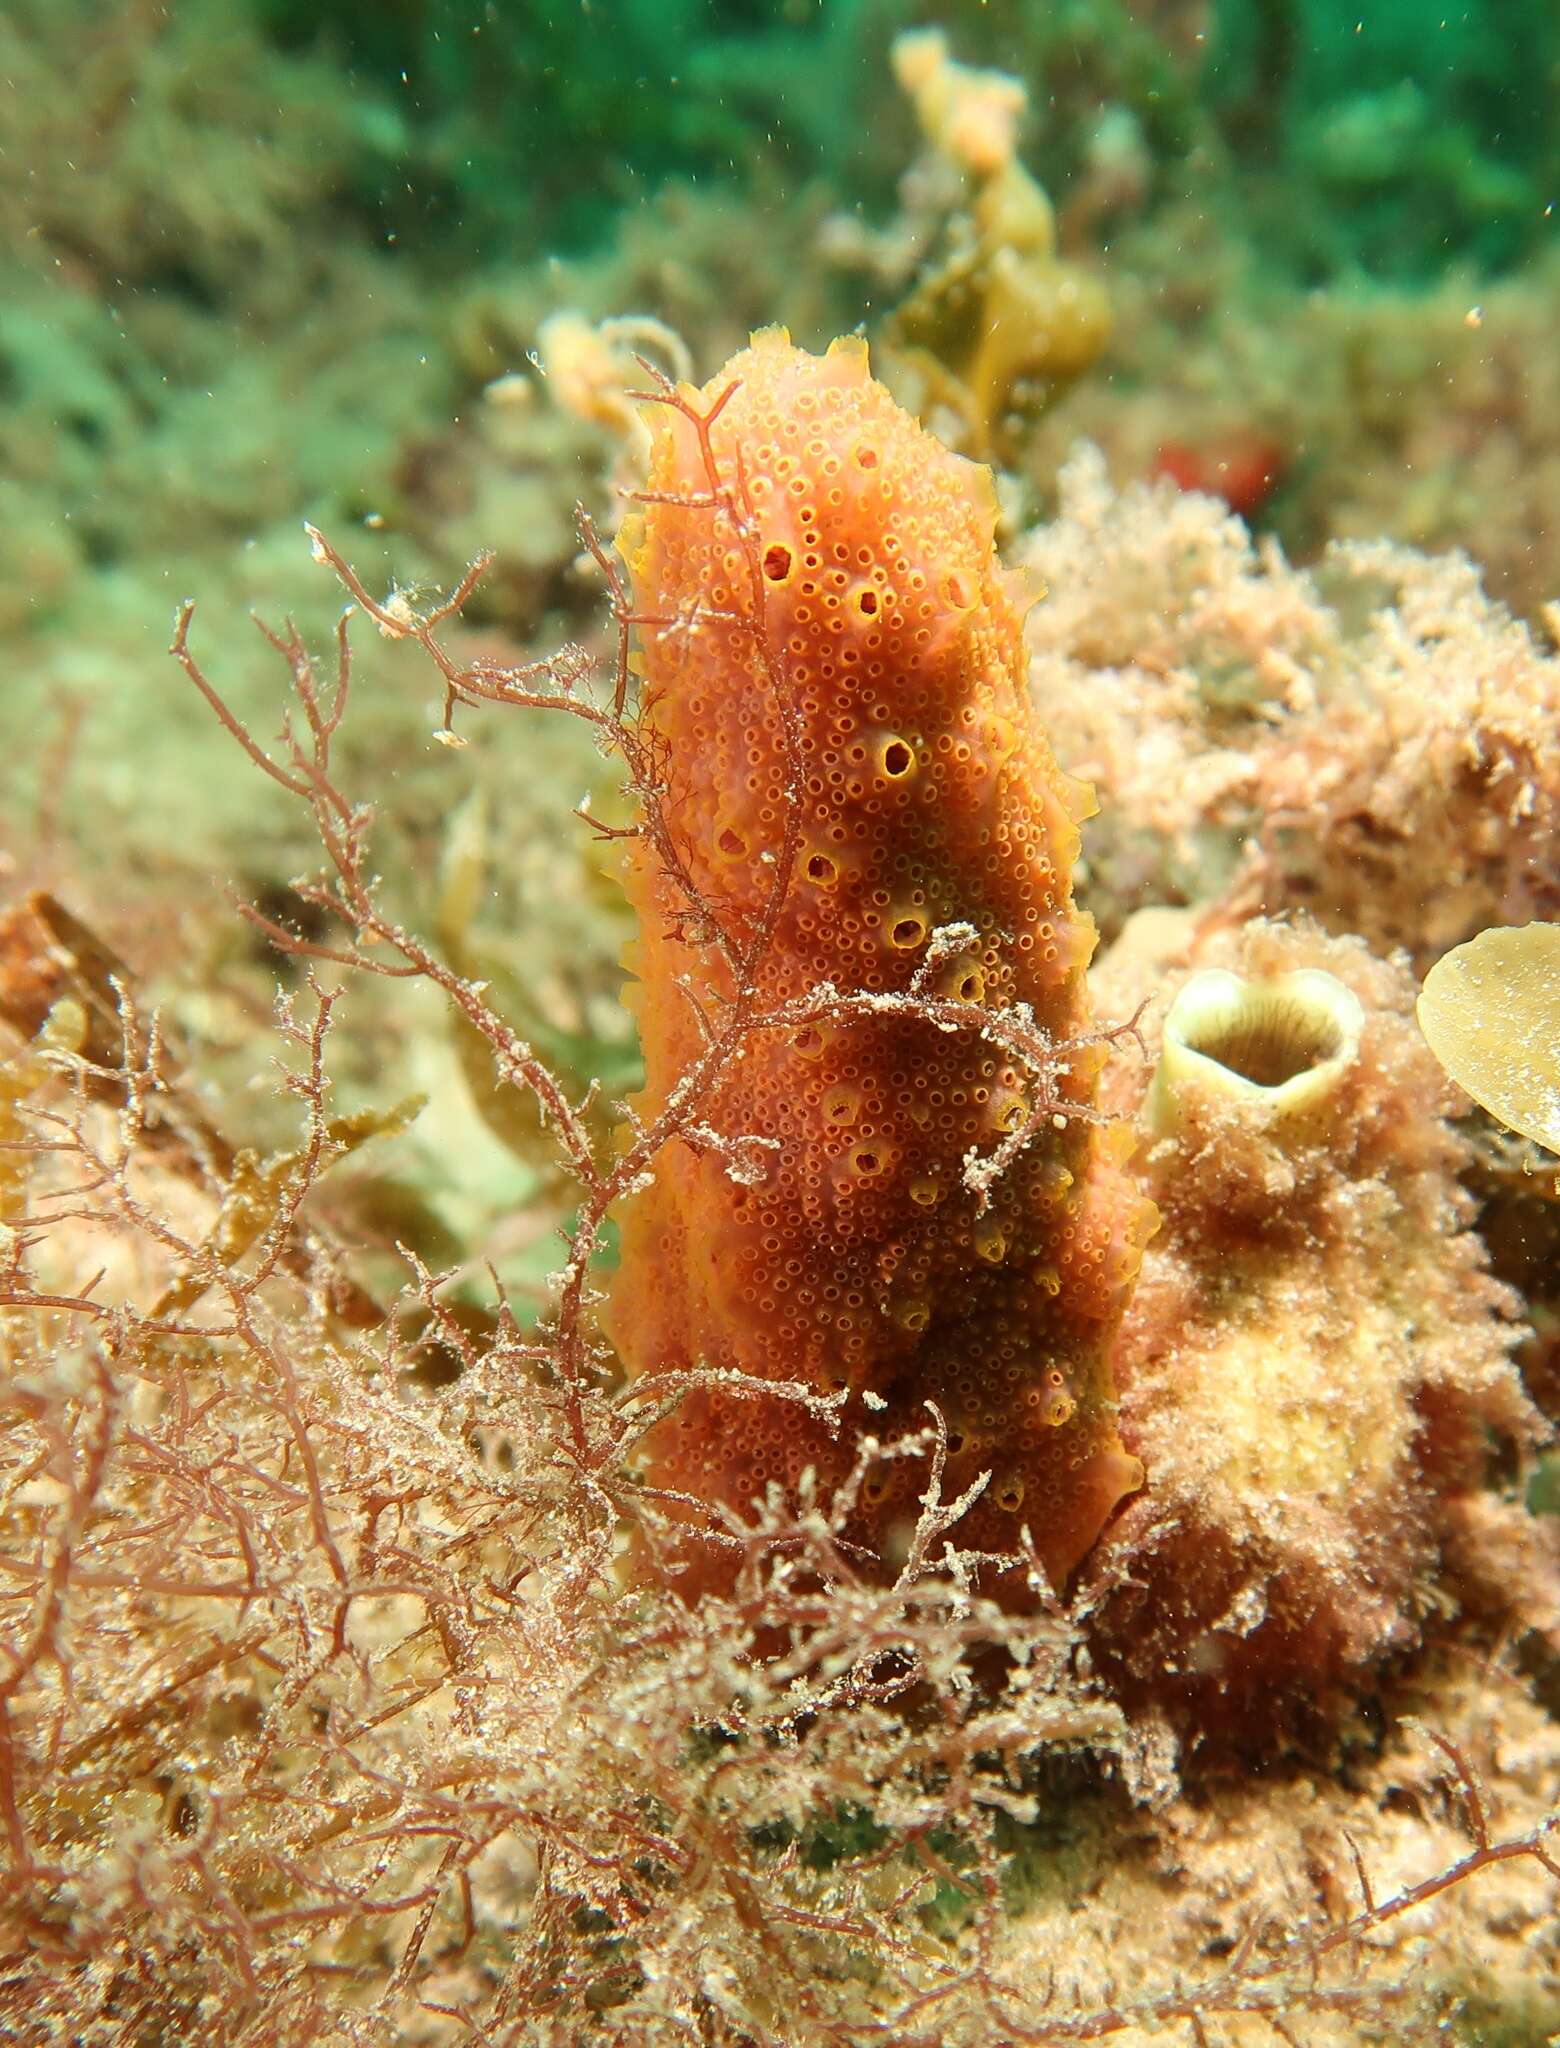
[607,329,1155,1601]
[1150,429,1286,519]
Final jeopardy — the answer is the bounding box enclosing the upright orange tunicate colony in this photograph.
[608,330,1154,1598]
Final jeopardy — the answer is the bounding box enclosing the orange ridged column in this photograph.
[608,330,1152,1598]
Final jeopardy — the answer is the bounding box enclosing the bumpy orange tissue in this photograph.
[609,330,1152,1598]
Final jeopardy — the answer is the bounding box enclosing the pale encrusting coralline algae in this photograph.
[2,4,1559,2044]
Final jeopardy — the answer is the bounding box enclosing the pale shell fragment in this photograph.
[1417,923,1560,1155]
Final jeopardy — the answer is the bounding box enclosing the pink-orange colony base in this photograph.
[608,331,1154,1598]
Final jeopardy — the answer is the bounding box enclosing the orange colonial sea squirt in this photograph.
[605,328,1154,1601]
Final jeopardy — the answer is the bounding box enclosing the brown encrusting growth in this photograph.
[608,329,1154,1597]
